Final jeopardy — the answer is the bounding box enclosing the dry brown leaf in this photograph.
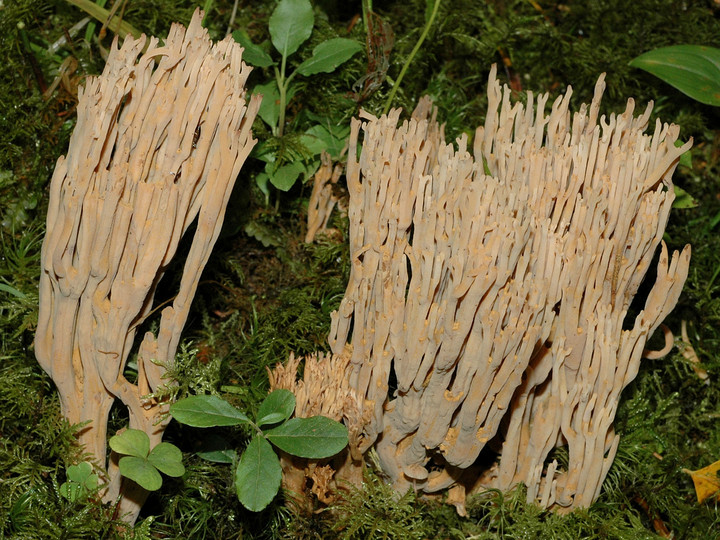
[684,459,720,503]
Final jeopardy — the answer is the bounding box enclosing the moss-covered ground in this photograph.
[1,0,719,538]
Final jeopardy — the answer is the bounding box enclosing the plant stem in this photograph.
[84,0,108,42]
[381,0,441,115]
[65,0,142,39]
[202,0,213,24]
[277,70,298,138]
[362,0,372,34]
[276,52,288,137]
[249,421,264,438]
[226,0,240,36]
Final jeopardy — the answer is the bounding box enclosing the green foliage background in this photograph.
[1,0,719,538]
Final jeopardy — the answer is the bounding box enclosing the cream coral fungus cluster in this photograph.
[304,65,690,512]
[34,10,259,523]
[269,351,367,506]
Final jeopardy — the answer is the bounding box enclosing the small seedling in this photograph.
[232,0,362,196]
[59,462,100,502]
[108,430,185,491]
[170,389,348,511]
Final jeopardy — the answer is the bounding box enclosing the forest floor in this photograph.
[1,1,719,538]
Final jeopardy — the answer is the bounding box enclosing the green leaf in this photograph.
[60,462,99,502]
[254,82,299,132]
[82,474,99,492]
[109,429,150,458]
[170,395,250,427]
[66,462,93,484]
[629,45,720,106]
[265,416,348,458]
[65,0,141,39]
[269,161,305,191]
[269,0,314,58]
[118,456,162,491]
[301,124,348,158]
[232,30,276,68]
[680,151,692,169]
[252,141,278,164]
[709,209,720,231]
[59,482,84,502]
[304,159,321,180]
[83,0,106,43]
[70,462,98,490]
[256,411,288,428]
[481,155,492,176]
[255,81,281,130]
[300,127,330,155]
[255,172,271,205]
[257,389,296,427]
[198,448,237,464]
[235,436,282,512]
[675,139,693,168]
[296,38,363,76]
[148,443,185,477]
[220,384,251,396]
[196,434,237,464]
[425,0,438,24]
[673,185,698,209]
[0,282,26,299]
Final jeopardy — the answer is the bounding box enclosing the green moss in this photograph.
[190,223,348,415]
[283,468,433,539]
